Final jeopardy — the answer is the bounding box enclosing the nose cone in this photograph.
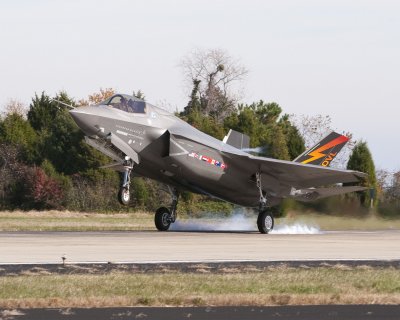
[69,107,99,136]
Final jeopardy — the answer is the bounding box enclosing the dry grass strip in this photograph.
[1,267,399,308]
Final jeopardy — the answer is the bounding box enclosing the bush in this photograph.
[377,201,400,218]
[16,166,63,210]
[64,172,121,212]
[132,177,149,208]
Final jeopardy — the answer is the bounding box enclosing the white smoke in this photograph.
[272,223,320,234]
[241,146,267,154]
[170,210,321,234]
[170,212,255,232]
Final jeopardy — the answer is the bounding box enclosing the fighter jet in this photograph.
[68,93,366,234]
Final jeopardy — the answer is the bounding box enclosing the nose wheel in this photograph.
[118,187,130,205]
[118,158,133,206]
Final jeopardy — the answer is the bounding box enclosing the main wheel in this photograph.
[257,210,274,234]
[155,207,172,231]
[118,187,130,205]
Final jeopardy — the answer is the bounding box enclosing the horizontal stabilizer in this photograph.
[290,185,367,202]
[294,131,349,167]
[223,129,250,150]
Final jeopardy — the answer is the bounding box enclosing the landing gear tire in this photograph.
[118,158,133,206]
[155,207,172,231]
[257,210,274,234]
[118,187,130,205]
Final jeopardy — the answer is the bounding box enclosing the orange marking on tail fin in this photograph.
[301,135,349,165]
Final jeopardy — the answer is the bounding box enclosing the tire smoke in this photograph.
[170,210,321,234]
[272,223,320,234]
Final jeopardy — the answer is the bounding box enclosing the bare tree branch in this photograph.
[180,48,248,122]
[1,99,27,119]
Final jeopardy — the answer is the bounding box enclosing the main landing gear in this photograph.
[118,157,133,205]
[256,172,274,234]
[155,186,179,231]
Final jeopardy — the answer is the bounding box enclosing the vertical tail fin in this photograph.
[223,129,250,150]
[293,131,349,167]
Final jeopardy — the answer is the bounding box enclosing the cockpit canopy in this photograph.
[98,94,147,114]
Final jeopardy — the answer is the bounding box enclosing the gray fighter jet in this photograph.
[69,93,366,233]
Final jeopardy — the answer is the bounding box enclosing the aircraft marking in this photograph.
[188,152,227,169]
[116,125,145,136]
[116,130,128,136]
[301,135,349,165]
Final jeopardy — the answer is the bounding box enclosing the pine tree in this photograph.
[0,112,38,163]
[182,79,201,115]
[347,141,377,207]
[268,126,290,160]
[27,91,108,174]
[279,114,305,160]
[27,92,58,131]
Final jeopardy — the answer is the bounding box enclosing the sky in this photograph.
[0,0,399,171]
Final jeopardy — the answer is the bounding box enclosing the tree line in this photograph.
[0,48,397,217]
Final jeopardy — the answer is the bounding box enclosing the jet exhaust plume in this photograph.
[170,210,321,234]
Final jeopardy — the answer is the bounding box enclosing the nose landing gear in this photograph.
[155,186,179,231]
[118,158,134,205]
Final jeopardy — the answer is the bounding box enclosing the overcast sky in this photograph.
[1,0,399,171]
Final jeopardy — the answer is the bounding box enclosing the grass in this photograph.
[0,210,154,231]
[0,210,400,232]
[1,266,400,308]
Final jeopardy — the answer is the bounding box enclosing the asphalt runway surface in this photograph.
[1,230,399,264]
[1,305,400,320]
[1,231,400,320]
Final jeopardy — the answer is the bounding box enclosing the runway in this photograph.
[1,230,399,264]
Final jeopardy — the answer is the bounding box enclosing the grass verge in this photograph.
[1,266,399,308]
[1,210,400,232]
[0,210,154,231]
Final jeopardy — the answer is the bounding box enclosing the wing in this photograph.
[224,152,366,190]
[251,154,366,188]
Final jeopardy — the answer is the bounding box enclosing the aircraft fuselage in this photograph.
[70,102,278,208]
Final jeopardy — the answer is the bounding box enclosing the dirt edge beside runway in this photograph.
[1,260,400,276]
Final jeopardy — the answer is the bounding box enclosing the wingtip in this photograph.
[351,170,368,182]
